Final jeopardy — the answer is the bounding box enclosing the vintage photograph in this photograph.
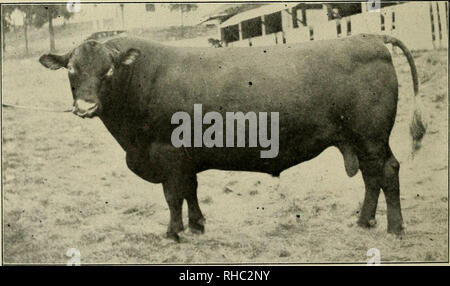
[1,1,448,265]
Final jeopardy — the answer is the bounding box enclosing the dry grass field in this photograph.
[1,39,448,264]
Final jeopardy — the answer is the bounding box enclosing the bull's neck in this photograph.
[98,49,167,151]
[99,107,139,152]
[98,72,147,151]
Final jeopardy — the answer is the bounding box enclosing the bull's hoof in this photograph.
[189,218,205,234]
[166,231,181,243]
[357,218,377,228]
[387,224,405,238]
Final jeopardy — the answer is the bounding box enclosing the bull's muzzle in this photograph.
[73,99,99,118]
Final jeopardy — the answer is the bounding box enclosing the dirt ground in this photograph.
[1,45,448,264]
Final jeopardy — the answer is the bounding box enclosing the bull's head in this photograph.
[39,40,140,118]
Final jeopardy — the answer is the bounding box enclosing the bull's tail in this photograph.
[380,35,426,156]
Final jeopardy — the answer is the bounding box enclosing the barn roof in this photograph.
[199,3,267,26]
[219,2,323,28]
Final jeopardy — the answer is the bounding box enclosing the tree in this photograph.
[32,5,73,52]
[168,4,198,37]
[15,5,36,56]
[3,5,73,55]
[120,4,125,29]
[1,6,15,52]
[0,5,33,55]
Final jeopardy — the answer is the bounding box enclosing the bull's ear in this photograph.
[39,53,69,70]
[119,48,141,66]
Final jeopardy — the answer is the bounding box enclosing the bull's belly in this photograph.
[123,118,338,181]
[193,139,331,176]
[125,136,332,183]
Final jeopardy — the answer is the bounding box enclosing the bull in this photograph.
[39,34,425,242]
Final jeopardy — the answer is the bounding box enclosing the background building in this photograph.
[219,2,449,50]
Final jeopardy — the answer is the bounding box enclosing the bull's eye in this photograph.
[105,67,114,77]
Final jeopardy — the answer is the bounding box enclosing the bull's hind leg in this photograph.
[358,171,381,228]
[380,148,404,234]
[357,141,404,234]
[357,146,382,229]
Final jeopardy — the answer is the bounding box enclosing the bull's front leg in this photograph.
[162,173,205,242]
[162,178,185,242]
[184,176,205,234]
[145,143,205,241]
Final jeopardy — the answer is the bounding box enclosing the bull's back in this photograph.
[154,35,398,134]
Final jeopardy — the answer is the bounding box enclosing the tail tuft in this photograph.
[410,107,426,156]
[381,34,426,157]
